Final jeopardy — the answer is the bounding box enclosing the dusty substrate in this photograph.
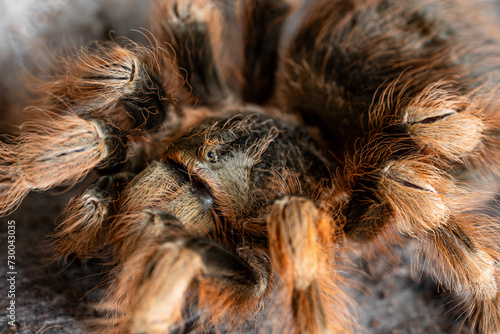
[0,189,473,334]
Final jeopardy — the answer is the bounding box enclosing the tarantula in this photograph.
[2,0,500,332]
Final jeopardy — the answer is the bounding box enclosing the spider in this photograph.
[2,0,500,333]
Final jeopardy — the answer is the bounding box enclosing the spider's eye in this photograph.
[206,150,219,163]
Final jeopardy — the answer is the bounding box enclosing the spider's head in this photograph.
[162,112,281,228]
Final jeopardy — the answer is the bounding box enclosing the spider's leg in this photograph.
[32,42,186,130]
[109,161,215,258]
[239,0,294,104]
[105,210,269,334]
[51,175,119,259]
[416,215,500,333]
[152,0,235,106]
[0,114,127,217]
[268,195,351,334]
[37,119,184,259]
[343,84,500,333]
[152,0,297,105]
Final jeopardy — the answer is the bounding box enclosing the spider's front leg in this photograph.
[108,213,268,334]
[268,195,349,334]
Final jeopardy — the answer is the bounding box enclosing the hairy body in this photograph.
[2,0,500,333]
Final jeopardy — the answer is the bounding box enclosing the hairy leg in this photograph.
[268,195,351,334]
